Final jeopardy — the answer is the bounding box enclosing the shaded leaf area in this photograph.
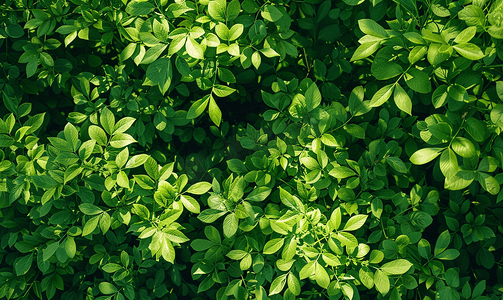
[0,0,502,300]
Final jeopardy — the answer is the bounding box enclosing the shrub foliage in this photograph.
[0,0,502,299]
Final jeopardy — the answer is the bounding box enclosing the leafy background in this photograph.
[0,0,502,299]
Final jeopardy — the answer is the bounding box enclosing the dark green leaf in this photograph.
[15,253,33,276]
[261,5,282,22]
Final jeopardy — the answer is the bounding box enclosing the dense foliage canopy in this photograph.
[0,0,502,299]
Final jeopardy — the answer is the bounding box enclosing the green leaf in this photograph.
[260,48,279,58]
[261,5,282,22]
[146,57,172,95]
[218,68,236,83]
[465,117,485,142]
[405,68,431,93]
[374,269,390,295]
[394,85,412,115]
[287,273,301,296]
[279,187,303,212]
[263,238,284,255]
[223,213,238,238]
[32,175,59,189]
[403,32,424,44]
[350,41,381,62]
[359,266,374,289]
[434,230,451,256]
[228,24,244,41]
[227,0,241,21]
[213,85,236,97]
[15,253,33,276]
[164,229,190,243]
[175,56,190,76]
[451,137,475,158]
[209,95,222,127]
[24,112,45,134]
[245,186,271,202]
[344,124,365,139]
[328,207,342,231]
[439,149,458,178]
[79,140,96,160]
[429,122,452,140]
[125,154,149,169]
[269,274,287,295]
[64,123,79,151]
[215,23,229,40]
[100,213,111,235]
[187,96,210,119]
[380,259,413,275]
[208,0,226,21]
[491,104,503,128]
[79,203,103,215]
[43,242,59,261]
[473,280,486,298]
[114,117,136,134]
[435,249,460,260]
[64,237,76,258]
[369,250,384,263]
[0,134,14,147]
[410,147,444,165]
[299,261,315,279]
[453,43,485,60]
[110,133,136,148]
[83,215,100,236]
[343,214,367,231]
[227,250,248,260]
[88,125,107,146]
[358,19,388,38]
[386,157,407,173]
[448,84,467,102]
[252,51,261,69]
[141,44,168,65]
[337,232,358,247]
[305,82,322,112]
[348,86,364,116]
[432,85,449,108]
[454,26,477,44]
[186,36,204,59]
[320,133,342,147]
[329,166,356,179]
[186,182,212,195]
[133,204,150,219]
[126,0,155,16]
[393,0,418,16]
[477,172,500,195]
[100,107,115,135]
[444,170,475,190]
[408,45,427,64]
[99,282,118,294]
[418,239,431,259]
[315,262,330,289]
[102,263,123,273]
[370,84,394,107]
[40,52,54,67]
[191,239,216,251]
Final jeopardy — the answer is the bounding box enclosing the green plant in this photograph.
[0,0,502,300]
